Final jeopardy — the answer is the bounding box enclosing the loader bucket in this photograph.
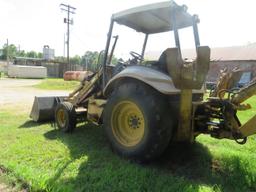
[30,96,65,122]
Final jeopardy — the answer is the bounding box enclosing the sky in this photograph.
[1,0,256,58]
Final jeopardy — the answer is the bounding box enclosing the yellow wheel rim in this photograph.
[111,101,145,147]
[57,108,66,127]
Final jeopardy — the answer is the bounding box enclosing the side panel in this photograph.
[104,65,204,96]
[87,98,106,124]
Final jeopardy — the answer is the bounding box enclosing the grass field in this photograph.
[0,97,255,191]
[34,78,80,90]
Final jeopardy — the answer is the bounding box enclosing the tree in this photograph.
[81,51,100,72]
[80,51,120,72]
[17,50,26,57]
[26,51,38,58]
[0,44,121,68]
[55,56,66,62]
[38,52,43,58]
[0,44,17,60]
[110,55,119,65]
[0,44,44,60]
[70,55,81,65]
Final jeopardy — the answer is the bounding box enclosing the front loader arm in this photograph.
[67,69,103,106]
[232,80,256,138]
[232,80,256,105]
[239,116,256,138]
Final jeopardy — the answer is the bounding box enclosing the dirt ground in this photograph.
[0,184,13,192]
[0,78,69,112]
[0,78,69,191]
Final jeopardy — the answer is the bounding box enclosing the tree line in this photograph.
[0,44,42,60]
[0,44,119,71]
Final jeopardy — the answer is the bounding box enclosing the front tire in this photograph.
[55,102,76,133]
[103,81,173,162]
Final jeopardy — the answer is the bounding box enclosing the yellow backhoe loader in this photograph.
[30,1,256,162]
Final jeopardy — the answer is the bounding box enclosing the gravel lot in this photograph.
[0,78,69,111]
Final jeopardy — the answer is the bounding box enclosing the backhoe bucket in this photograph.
[30,96,65,122]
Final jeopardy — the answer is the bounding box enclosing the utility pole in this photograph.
[86,57,88,71]
[6,39,9,66]
[60,3,76,71]
[63,33,66,57]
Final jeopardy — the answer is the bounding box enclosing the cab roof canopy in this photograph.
[112,1,198,34]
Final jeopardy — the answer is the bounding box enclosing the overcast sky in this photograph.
[1,0,256,58]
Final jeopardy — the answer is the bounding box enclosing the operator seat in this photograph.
[157,50,168,74]
[148,50,169,74]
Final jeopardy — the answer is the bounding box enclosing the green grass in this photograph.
[237,96,256,124]
[0,72,7,78]
[0,97,256,192]
[0,165,29,191]
[34,78,80,90]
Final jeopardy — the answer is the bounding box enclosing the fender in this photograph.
[104,65,204,96]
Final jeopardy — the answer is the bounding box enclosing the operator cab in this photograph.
[103,1,210,90]
[109,1,198,65]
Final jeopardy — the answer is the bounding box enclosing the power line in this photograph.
[60,3,76,71]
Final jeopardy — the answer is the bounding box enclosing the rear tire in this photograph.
[103,81,173,162]
[55,102,76,133]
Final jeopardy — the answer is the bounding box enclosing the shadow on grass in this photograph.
[152,143,256,191]
[43,124,256,192]
[18,120,50,128]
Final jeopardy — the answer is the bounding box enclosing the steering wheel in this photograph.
[130,51,143,61]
